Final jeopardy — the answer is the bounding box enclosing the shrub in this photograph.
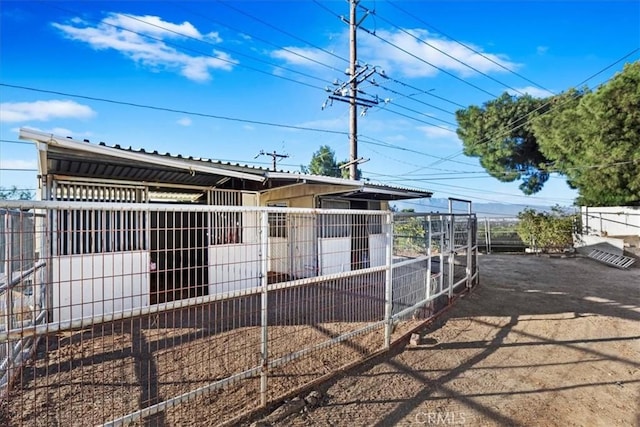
[516,206,576,252]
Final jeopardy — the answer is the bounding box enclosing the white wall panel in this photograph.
[369,233,386,268]
[208,244,260,294]
[52,251,149,322]
[268,237,289,274]
[318,237,351,275]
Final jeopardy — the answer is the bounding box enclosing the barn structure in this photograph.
[19,128,433,322]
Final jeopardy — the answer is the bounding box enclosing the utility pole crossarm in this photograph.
[256,150,289,171]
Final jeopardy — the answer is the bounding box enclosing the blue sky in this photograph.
[1,0,639,212]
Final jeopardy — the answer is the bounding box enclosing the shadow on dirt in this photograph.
[252,254,640,426]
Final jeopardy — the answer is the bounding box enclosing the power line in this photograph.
[384,0,554,94]
[174,2,347,75]
[425,48,640,168]
[361,144,490,174]
[1,82,466,170]
[40,1,466,147]
[371,82,456,116]
[385,76,467,109]
[41,2,331,92]
[358,27,499,98]
[0,83,349,136]
[180,0,470,128]
[360,4,529,96]
[255,150,290,171]
[216,0,348,65]
[15,2,637,180]
[365,170,575,204]
[357,134,481,167]
[184,0,467,131]
[121,11,331,85]
[312,0,469,111]
[381,104,458,128]
[376,106,458,132]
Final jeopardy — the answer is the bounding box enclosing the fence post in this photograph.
[485,218,491,254]
[448,215,455,300]
[474,217,480,286]
[383,212,394,349]
[259,211,269,408]
[438,216,444,294]
[466,204,473,288]
[426,215,432,303]
[3,212,14,387]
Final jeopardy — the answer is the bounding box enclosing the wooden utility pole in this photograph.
[323,1,379,181]
[349,0,358,181]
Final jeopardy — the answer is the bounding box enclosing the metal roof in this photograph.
[265,171,432,200]
[19,128,432,200]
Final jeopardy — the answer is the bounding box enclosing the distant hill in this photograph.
[394,198,560,218]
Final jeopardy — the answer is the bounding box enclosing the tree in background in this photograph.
[0,186,33,200]
[533,62,640,206]
[456,92,552,194]
[301,145,361,179]
[301,145,341,177]
[455,62,640,206]
[516,207,576,252]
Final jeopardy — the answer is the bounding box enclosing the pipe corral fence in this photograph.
[476,217,527,253]
[0,201,478,426]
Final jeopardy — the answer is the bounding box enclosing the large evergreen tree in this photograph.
[302,145,361,179]
[533,62,640,206]
[456,93,552,194]
[302,145,341,177]
[455,62,640,206]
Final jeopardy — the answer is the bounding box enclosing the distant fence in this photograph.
[0,202,477,426]
[581,206,640,237]
[476,217,526,253]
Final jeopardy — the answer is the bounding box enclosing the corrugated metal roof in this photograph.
[20,128,432,200]
[95,141,275,174]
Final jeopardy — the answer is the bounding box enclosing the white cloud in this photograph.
[0,100,95,123]
[537,46,549,55]
[106,14,206,40]
[52,13,235,82]
[508,86,555,98]
[177,117,192,126]
[271,46,340,68]
[273,27,518,79]
[358,29,519,78]
[417,125,461,144]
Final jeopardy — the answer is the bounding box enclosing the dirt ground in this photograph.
[3,254,638,426]
[1,274,423,427]
[267,254,640,427]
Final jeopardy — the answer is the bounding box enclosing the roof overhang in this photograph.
[265,171,359,187]
[19,128,266,189]
[18,128,433,200]
[265,171,432,201]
